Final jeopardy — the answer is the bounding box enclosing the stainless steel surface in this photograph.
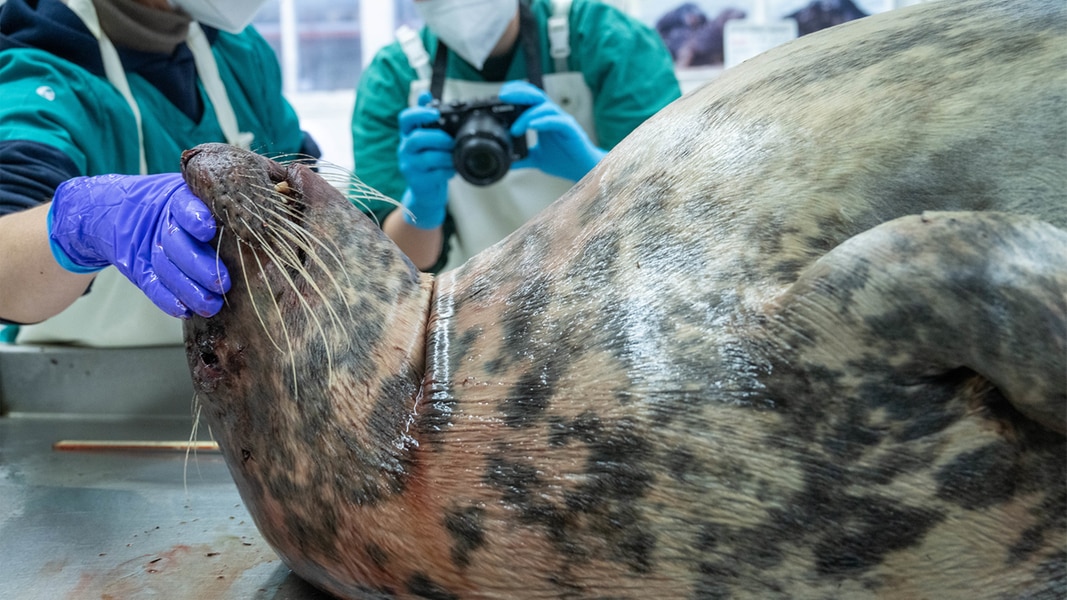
[0,414,333,599]
[0,344,194,416]
[0,342,334,599]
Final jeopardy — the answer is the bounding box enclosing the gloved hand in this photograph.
[48,173,231,319]
[499,81,607,182]
[397,92,455,229]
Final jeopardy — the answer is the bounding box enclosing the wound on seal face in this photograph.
[179,0,1066,597]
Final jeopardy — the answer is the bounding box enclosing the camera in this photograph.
[425,97,529,186]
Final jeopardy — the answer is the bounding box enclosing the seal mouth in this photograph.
[180,144,357,334]
[180,144,311,263]
[269,164,311,275]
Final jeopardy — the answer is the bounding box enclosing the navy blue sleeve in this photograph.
[0,140,79,216]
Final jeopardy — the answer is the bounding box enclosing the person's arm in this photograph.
[1,173,232,323]
[0,204,96,324]
[382,210,444,271]
[352,44,452,271]
[382,94,455,271]
[0,41,233,323]
[0,139,94,324]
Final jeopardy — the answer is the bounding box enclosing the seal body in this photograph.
[181,0,1066,597]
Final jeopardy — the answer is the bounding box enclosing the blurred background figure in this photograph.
[0,0,318,347]
[788,0,868,36]
[351,0,681,272]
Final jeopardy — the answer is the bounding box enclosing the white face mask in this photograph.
[169,0,267,34]
[415,0,519,70]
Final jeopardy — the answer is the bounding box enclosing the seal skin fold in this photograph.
[180,0,1066,597]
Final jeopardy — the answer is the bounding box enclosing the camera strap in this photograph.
[430,1,544,101]
[517,2,545,88]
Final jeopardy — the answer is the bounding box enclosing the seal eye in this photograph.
[200,349,218,366]
[195,328,221,364]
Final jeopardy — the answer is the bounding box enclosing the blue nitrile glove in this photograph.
[48,173,231,319]
[499,80,607,182]
[397,92,455,229]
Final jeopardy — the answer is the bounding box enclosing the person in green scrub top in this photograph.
[352,0,681,273]
[0,0,319,347]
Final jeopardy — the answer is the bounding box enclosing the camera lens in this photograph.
[453,113,513,186]
[455,138,509,186]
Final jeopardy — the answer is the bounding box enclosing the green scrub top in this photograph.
[351,0,681,220]
[0,28,305,178]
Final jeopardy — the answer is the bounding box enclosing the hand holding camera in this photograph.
[421,93,531,187]
[397,93,455,228]
[402,82,605,195]
[499,81,606,183]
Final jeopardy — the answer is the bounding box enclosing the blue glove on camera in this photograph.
[499,81,607,182]
[48,173,230,319]
[397,92,455,229]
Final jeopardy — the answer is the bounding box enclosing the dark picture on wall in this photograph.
[640,0,905,69]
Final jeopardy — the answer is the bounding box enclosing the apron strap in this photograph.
[66,0,148,174]
[429,33,450,101]
[517,1,543,86]
[396,24,433,81]
[187,23,254,150]
[64,4,254,170]
[548,0,571,73]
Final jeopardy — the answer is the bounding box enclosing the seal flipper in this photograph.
[768,211,1066,434]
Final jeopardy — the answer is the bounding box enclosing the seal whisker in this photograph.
[242,192,356,320]
[235,233,286,355]
[246,239,303,399]
[242,223,337,389]
[232,182,368,308]
[292,158,372,200]
[246,199,352,317]
[273,225,354,320]
[213,224,232,309]
[183,397,205,495]
[272,152,318,166]
[344,179,402,219]
[251,184,305,219]
[223,186,354,326]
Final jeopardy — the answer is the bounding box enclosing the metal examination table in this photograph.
[0,344,331,599]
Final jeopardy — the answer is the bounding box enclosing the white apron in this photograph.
[16,0,252,347]
[397,0,595,272]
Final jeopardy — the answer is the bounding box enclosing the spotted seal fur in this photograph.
[180,0,1066,597]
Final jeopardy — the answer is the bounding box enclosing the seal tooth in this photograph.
[274,181,292,195]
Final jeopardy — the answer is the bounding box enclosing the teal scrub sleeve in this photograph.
[0,48,142,177]
[569,1,682,149]
[350,43,417,224]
